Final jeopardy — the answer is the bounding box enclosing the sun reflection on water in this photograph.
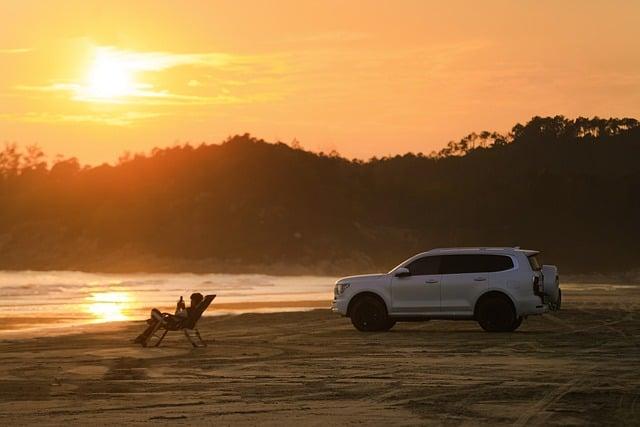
[87,292,132,322]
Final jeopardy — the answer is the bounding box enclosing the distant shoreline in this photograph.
[1,263,639,283]
[0,255,379,277]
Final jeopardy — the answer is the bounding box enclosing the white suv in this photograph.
[332,247,561,332]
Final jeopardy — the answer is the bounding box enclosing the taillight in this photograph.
[533,276,543,296]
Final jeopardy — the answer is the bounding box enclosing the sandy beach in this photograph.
[0,284,639,426]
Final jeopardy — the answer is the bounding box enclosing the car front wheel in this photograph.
[510,316,523,331]
[350,296,391,332]
[380,319,396,331]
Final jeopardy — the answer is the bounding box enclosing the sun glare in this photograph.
[88,292,131,322]
[80,50,138,101]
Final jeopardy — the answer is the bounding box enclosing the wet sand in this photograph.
[0,285,639,425]
[0,300,329,335]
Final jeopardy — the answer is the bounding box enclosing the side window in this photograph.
[440,254,514,274]
[440,255,483,274]
[406,256,441,276]
[482,255,514,272]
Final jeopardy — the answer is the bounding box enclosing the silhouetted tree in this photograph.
[0,116,638,273]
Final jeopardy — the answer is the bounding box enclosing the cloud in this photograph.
[0,111,164,126]
[92,46,233,71]
[14,46,285,108]
[14,82,251,106]
[274,31,371,45]
[0,47,32,54]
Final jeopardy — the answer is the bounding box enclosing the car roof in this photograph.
[423,247,539,256]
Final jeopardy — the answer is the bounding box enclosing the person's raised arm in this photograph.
[174,296,186,315]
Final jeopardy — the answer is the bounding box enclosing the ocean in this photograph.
[0,270,337,336]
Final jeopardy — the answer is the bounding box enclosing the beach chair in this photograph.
[143,294,216,348]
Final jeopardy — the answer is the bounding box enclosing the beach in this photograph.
[0,283,639,425]
[0,271,336,335]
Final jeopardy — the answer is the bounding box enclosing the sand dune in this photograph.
[0,285,639,425]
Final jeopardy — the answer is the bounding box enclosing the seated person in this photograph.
[134,292,204,344]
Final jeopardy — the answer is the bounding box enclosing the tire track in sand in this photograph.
[513,300,638,426]
[513,365,596,427]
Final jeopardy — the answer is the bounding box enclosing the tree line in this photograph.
[1,115,639,274]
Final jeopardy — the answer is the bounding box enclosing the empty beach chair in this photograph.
[142,294,216,348]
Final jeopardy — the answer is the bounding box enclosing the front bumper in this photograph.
[331,298,349,316]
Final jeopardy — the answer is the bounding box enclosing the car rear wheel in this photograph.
[476,295,517,332]
[350,296,391,332]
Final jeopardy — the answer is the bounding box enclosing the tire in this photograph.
[557,288,562,310]
[510,316,523,332]
[350,295,390,332]
[380,319,396,331]
[549,288,562,311]
[476,295,517,332]
[542,268,560,306]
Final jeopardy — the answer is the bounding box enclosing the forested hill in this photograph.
[1,115,639,274]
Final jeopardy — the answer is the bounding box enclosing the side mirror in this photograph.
[394,267,411,278]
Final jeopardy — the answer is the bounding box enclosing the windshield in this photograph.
[528,254,542,271]
[388,255,415,273]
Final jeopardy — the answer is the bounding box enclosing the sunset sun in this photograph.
[81,50,138,101]
[87,292,131,322]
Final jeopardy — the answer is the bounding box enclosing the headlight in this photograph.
[334,283,350,297]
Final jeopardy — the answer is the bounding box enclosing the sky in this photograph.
[1,0,639,164]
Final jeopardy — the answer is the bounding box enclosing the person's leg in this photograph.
[134,308,162,343]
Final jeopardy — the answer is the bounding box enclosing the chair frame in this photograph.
[141,294,215,348]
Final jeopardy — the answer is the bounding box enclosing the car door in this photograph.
[391,255,442,315]
[439,254,488,315]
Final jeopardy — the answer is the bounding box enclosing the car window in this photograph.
[528,254,542,271]
[482,255,514,272]
[440,255,482,274]
[406,256,441,276]
[439,254,513,274]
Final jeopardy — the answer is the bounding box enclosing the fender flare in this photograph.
[473,289,518,318]
[346,291,389,317]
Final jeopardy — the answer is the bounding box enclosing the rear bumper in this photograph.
[516,295,546,317]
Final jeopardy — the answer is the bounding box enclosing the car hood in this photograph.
[336,273,388,285]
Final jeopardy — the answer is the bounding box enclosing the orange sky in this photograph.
[1,0,639,164]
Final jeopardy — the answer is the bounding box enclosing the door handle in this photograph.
[425,279,439,284]
[474,277,486,281]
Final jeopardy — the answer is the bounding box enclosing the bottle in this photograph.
[177,296,186,311]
